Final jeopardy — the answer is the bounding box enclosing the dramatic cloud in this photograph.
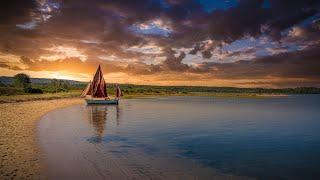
[0,0,320,87]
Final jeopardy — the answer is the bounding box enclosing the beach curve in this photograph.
[0,98,82,179]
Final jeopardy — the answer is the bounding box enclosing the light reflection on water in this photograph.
[39,96,320,180]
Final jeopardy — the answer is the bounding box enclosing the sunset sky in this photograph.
[1,0,320,87]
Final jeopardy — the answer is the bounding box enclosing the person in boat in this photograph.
[115,84,122,100]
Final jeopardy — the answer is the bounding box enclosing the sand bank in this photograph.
[0,98,82,179]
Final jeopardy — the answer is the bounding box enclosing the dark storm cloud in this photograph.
[208,0,319,42]
[162,48,188,71]
[98,0,209,48]
[99,0,164,23]
[0,0,38,25]
[0,0,149,60]
[202,50,212,59]
[186,0,320,58]
[188,40,220,59]
[1,0,204,59]
[209,0,268,42]
[2,0,320,44]
[2,0,319,57]
[201,43,320,80]
[43,0,145,48]
[264,0,319,39]
[0,0,57,58]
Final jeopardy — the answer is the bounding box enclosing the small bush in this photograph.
[24,87,44,94]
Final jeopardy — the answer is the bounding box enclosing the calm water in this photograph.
[39,96,320,179]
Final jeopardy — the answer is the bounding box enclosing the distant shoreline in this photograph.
[1,76,320,98]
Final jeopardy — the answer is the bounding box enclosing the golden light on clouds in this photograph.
[40,46,87,61]
[0,67,89,81]
[0,53,20,63]
[0,53,28,69]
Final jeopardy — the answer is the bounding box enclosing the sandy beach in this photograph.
[0,98,82,179]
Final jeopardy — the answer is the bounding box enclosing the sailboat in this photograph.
[81,65,120,105]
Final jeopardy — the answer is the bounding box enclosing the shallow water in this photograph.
[39,95,320,179]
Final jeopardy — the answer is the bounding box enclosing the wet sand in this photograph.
[0,98,82,179]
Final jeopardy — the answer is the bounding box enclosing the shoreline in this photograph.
[0,98,82,179]
[123,92,289,99]
[0,92,290,104]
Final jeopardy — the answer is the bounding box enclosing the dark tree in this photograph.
[13,73,31,90]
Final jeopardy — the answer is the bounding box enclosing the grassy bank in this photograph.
[0,91,81,103]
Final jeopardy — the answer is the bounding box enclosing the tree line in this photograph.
[1,73,320,96]
[0,73,72,95]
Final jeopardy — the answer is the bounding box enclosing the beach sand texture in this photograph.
[0,98,82,179]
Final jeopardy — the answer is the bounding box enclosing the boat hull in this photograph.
[85,99,119,105]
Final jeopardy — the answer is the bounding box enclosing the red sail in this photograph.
[81,80,92,97]
[91,65,108,98]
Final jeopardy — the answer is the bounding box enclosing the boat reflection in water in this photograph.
[84,105,121,143]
